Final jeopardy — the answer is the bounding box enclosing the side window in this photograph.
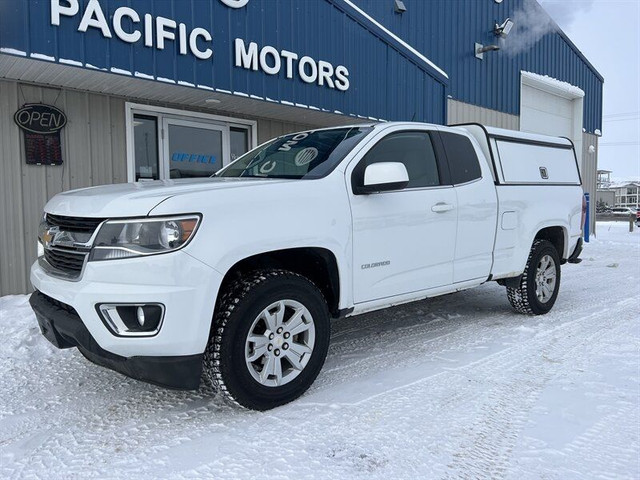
[440,132,482,184]
[358,131,440,189]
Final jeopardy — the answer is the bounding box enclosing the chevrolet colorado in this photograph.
[30,122,585,409]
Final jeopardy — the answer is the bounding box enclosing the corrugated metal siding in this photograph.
[0,0,446,125]
[447,99,519,130]
[582,132,598,235]
[0,80,127,295]
[0,79,318,295]
[0,81,27,295]
[354,0,603,133]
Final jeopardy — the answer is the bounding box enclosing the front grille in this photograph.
[46,214,106,233]
[44,247,87,277]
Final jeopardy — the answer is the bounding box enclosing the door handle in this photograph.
[431,202,455,213]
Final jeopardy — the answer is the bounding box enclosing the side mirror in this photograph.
[355,162,409,194]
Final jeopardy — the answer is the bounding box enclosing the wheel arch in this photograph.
[216,247,342,319]
[534,225,568,260]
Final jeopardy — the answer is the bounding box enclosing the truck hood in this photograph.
[44,177,292,218]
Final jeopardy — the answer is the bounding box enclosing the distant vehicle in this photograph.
[636,208,640,226]
[610,207,636,216]
[29,122,585,410]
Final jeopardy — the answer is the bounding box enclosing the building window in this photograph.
[126,103,256,182]
[230,127,250,162]
[165,119,225,178]
[133,115,159,181]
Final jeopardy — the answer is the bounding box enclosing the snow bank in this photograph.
[0,295,56,361]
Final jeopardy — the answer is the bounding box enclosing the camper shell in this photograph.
[454,124,582,186]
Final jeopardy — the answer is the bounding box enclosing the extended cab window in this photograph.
[440,132,482,184]
[355,131,440,189]
[218,127,372,179]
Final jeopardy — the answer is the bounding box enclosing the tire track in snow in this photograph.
[429,298,636,479]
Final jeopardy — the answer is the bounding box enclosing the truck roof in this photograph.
[284,122,573,149]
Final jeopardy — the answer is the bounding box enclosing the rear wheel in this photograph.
[202,269,330,410]
[507,239,561,315]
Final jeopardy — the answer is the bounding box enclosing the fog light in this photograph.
[136,306,145,327]
[96,303,164,337]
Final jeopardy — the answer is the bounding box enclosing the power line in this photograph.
[604,117,640,122]
[603,112,640,118]
[599,141,640,146]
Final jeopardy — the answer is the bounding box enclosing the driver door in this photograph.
[348,129,457,304]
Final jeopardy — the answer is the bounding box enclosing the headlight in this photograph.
[90,215,201,261]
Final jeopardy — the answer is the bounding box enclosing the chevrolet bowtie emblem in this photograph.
[41,226,59,248]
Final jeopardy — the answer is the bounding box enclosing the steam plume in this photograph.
[503,0,594,55]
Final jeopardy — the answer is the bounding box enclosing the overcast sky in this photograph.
[539,0,640,181]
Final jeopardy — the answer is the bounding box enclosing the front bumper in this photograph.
[30,250,223,388]
[30,291,203,389]
[31,251,222,357]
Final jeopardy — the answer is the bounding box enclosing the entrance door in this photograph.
[162,118,229,179]
[128,105,256,182]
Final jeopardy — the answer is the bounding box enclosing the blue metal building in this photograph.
[0,0,603,294]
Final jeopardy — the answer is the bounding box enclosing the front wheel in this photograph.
[202,269,330,410]
[507,239,561,315]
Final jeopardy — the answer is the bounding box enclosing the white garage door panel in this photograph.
[520,84,573,137]
[521,84,574,118]
[520,74,583,175]
[524,111,572,138]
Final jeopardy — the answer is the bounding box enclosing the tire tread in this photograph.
[506,239,559,315]
[202,269,325,409]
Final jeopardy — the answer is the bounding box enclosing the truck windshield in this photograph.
[217,126,373,179]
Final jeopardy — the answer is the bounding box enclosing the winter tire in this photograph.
[507,239,561,315]
[202,269,330,410]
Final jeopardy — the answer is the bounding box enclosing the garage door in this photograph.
[519,71,595,234]
[519,71,584,170]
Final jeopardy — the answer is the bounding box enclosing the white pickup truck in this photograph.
[30,122,585,410]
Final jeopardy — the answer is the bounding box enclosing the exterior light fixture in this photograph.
[494,18,515,37]
[205,98,221,104]
[394,0,406,14]
[475,43,500,60]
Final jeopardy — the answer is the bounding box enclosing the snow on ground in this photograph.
[1,222,638,479]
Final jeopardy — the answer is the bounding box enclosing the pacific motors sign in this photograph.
[235,40,349,91]
[50,0,350,91]
[51,0,214,59]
